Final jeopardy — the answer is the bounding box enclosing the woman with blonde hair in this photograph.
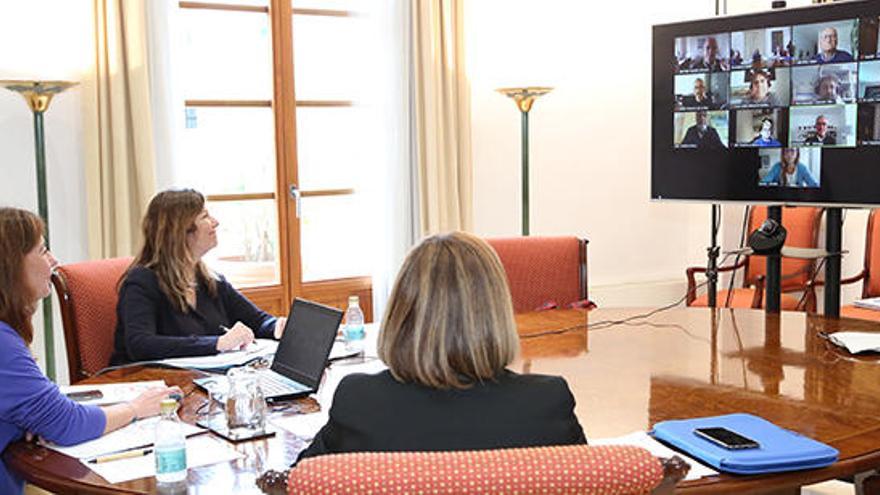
[0,208,176,494]
[297,232,586,461]
[111,189,286,364]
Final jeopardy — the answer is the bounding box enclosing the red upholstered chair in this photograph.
[807,209,880,321]
[51,257,133,383]
[686,206,824,311]
[257,445,688,495]
[486,236,590,313]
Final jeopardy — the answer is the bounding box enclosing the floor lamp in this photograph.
[0,80,77,382]
[496,86,552,236]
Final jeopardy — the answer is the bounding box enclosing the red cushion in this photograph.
[690,288,802,310]
[56,257,132,378]
[487,237,585,314]
[288,445,663,495]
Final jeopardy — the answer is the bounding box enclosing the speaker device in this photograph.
[748,218,786,254]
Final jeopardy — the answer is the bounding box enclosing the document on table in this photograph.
[44,416,205,460]
[269,412,329,440]
[591,431,718,481]
[854,297,880,311]
[59,380,167,406]
[158,339,278,370]
[826,331,880,354]
[84,434,243,484]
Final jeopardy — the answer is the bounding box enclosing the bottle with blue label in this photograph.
[155,398,188,483]
[343,295,365,352]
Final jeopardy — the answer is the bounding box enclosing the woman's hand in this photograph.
[216,321,255,351]
[273,317,288,340]
[129,386,182,420]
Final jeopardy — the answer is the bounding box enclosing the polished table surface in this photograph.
[7,307,880,494]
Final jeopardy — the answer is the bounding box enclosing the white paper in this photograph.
[827,331,880,354]
[853,297,880,311]
[158,339,277,370]
[45,416,206,460]
[59,381,167,407]
[591,431,719,481]
[84,434,243,484]
[269,412,329,440]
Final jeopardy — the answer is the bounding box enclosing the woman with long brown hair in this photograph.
[0,208,175,495]
[297,232,586,462]
[111,189,286,364]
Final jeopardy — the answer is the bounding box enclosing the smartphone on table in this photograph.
[693,427,760,449]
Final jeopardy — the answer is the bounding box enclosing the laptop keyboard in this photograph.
[259,372,308,396]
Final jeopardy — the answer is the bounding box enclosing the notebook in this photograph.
[651,413,838,474]
[194,298,343,404]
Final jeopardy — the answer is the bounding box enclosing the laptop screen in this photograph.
[271,298,343,388]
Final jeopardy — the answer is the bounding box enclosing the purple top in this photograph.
[0,321,106,495]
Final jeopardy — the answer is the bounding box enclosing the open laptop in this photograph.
[194,298,343,404]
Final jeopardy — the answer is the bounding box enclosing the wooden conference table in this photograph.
[7,307,880,494]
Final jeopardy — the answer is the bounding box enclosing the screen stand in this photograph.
[824,208,843,317]
[765,205,782,313]
[706,204,721,307]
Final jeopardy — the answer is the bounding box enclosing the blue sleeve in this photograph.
[760,164,781,185]
[217,277,277,339]
[119,270,219,360]
[799,164,819,187]
[0,325,105,445]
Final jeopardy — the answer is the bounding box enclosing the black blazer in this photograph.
[110,266,276,365]
[297,369,587,462]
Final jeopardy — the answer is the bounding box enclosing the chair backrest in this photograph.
[863,209,880,298]
[287,445,664,495]
[744,206,824,292]
[52,257,133,383]
[486,236,588,313]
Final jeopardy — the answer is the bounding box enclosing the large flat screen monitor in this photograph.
[653,0,880,205]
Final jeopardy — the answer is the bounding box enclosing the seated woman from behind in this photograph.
[110,189,286,364]
[297,232,587,462]
[0,208,176,495]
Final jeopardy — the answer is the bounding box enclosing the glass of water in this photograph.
[225,367,267,434]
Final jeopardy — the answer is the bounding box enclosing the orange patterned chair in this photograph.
[51,257,133,383]
[686,206,823,311]
[807,209,880,321]
[257,445,688,495]
[486,236,591,313]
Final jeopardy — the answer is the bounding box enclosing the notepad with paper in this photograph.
[854,297,880,311]
[651,413,838,474]
[825,331,880,354]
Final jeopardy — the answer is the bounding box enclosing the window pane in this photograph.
[179,9,273,100]
[292,0,360,10]
[300,194,371,281]
[179,107,276,195]
[292,14,370,100]
[195,0,268,6]
[204,199,281,287]
[295,106,371,191]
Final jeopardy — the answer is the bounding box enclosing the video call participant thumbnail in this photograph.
[858,60,880,102]
[674,73,728,110]
[732,109,787,147]
[758,147,821,188]
[675,34,730,73]
[674,110,728,150]
[857,103,880,145]
[789,104,857,147]
[730,27,793,69]
[859,17,880,61]
[791,63,857,104]
[793,20,857,64]
[729,68,790,108]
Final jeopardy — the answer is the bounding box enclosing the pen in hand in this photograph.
[88,447,153,464]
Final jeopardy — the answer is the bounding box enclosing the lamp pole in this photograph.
[496,87,552,236]
[0,80,77,381]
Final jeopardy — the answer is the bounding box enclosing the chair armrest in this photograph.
[651,456,690,495]
[257,469,289,495]
[686,259,748,306]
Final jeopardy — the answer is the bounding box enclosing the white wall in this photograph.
[0,0,94,383]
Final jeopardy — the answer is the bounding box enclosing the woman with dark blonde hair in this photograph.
[111,189,286,364]
[0,208,176,494]
[297,232,586,461]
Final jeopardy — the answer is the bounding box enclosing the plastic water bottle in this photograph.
[343,295,365,352]
[155,398,188,484]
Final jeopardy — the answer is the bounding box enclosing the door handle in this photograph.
[289,184,301,218]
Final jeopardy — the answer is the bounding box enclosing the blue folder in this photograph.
[650,413,838,474]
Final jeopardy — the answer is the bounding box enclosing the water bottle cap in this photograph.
[160,398,178,414]
[348,295,359,305]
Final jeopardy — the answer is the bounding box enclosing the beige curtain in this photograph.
[82,0,157,258]
[411,0,473,235]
